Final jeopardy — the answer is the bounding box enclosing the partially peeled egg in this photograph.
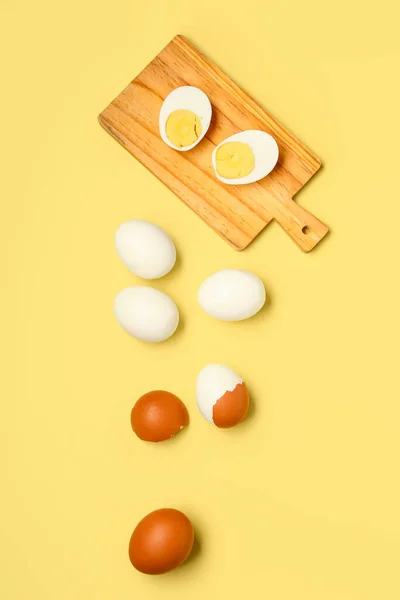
[159,86,212,151]
[196,364,250,428]
[212,130,279,185]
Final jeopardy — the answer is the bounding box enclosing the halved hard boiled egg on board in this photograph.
[196,364,250,428]
[159,86,212,151]
[212,130,279,185]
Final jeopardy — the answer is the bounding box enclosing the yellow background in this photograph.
[1,0,400,598]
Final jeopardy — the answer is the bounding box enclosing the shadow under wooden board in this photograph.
[99,35,328,251]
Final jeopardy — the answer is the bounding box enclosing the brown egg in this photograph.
[129,508,194,574]
[131,390,189,442]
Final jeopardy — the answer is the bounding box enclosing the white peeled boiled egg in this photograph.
[115,220,176,279]
[196,364,250,428]
[212,130,279,185]
[159,86,212,152]
[114,287,179,342]
[198,269,266,321]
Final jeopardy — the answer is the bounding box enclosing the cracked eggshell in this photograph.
[115,220,176,280]
[196,364,250,428]
[159,86,212,152]
[198,269,266,321]
[212,130,279,185]
[114,287,179,342]
[131,391,189,442]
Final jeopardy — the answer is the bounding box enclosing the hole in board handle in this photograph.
[302,226,311,235]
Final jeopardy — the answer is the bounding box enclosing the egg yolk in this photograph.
[166,110,202,148]
[215,142,255,179]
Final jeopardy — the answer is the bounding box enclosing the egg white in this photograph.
[198,269,266,321]
[114,287,179,343]
[212,130,279,185]
[115,220,176,280]
[159,86,212,152]
[196,364,243,424]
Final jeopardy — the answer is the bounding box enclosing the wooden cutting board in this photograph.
[99,35,328,251]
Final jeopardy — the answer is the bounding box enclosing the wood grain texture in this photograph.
[99,35,328,251]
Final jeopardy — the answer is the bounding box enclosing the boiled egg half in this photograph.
[159,86,212,151]
[212,130,279,185]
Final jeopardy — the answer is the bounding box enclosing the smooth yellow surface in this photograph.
[166,110,202,147]
[1,1,400,598]
[216,142,255,178]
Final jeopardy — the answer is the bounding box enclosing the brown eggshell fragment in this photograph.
[129,508,194,574]
[131,391,189,442]
[212,382,250,428]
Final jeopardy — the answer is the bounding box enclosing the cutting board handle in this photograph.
[272,196,329,252]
